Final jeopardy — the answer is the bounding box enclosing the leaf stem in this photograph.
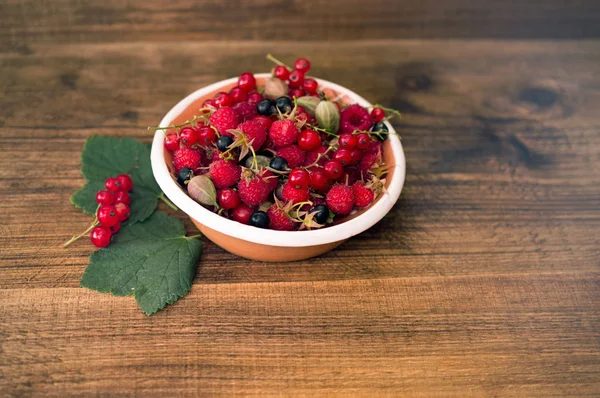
[159,193,179,211]
[186,234,203,240]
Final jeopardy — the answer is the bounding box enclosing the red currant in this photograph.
[333,149,353,166]
[164,133,180,151]
[295,58,311,73]
[218,188,241,210]
[302,78,318,94]
[197,126,216,145]
[114,203,130,222]
[289,168,310,190]
[116,174,133,192]
[338,133,357,150]
[214,92,233,108]
[355,133,371,150]
[289,88,304,99]
[105,177,120,192]
[179,127,198,147]
[323,160,343,180]
[202,99,215,108]
[90,226,112,248]
[230,86,247,103]
[95,190,114,206]
[238,72,257,92]
[97,205,119,227]
[350,148,362,165]
[109,222,121,234]
[297,129,321,152]
[273,65,290,81]
[247,91,263,105]
[309,170,330,192]
[288,70,304,88]
[370,107,385,123]
[232,204,254,224]
[114,191,131,205]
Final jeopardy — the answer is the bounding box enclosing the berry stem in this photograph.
[63,218,99,248]
[159,193,179,211]
[266,54,292,71]
[303,146,334,169]
[147,110,211,132]
[307,124,339,138]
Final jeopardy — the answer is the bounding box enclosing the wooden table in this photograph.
[1,1,600,396]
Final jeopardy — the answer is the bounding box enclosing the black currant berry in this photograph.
[372,121,389,141]
[311,205,330,224]
[217,135,233,152]
[257,99,276,116]
[177,167,194,187]
[249,211,269,228]
[275,96,293,114]
[269,156,288,171]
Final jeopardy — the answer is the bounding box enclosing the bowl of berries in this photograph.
[150,56,405,262]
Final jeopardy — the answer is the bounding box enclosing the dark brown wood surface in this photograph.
[2,1,600,395]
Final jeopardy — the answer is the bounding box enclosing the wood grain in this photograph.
[1,39,600,396]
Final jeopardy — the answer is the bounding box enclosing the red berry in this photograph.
[218,188,241,210]
[326,184,355,215]
[323,160,343,180]
[238,72,257,92]
[210,107,239,136]
[164,133,180,151]
[370,107,385,123]
[355,133,371,150]
[289,88,304,99]
[273,65,290,81]
[309,170,330,192]
[116,174,133,192]
[352,181,375,208]
[209,159,242,188]
[263,170,279,190]
[281,183,310,204]
[288,70,304,88]
[338,133,357,150]
[114,190,131,205]
[359,153,378,172]
[114,203,130,221]
[105,177,120,192]
[295,58,311,73]
[367,140,383,155]
[302,78,318,94]
[109,222,121,234]
[90,226,112,248]
[247,92,264,105]
[232,204,253,225]
[173,147,203,172]
[237,172,274,207]
[297,129,321,152]
[197,126,217,146]
[95,190,114,206]
[214,92,233,108]
[269,119,300,147]
[253,115,273,130]
[333,149,353,166]
[267,204,296,231]
[238,120,267,150]
[339,104,372,134]
[276,145,306,168]
[289,168,310,190]
[202,99,215,108]
[229,86,247,103]
[97,205,119,227]
[232,101,258,122]
[179,127,198,147]
[350,148,362,165]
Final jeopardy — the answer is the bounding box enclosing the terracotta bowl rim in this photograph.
[150,73,406,247]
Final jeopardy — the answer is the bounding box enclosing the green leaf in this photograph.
[80,212,202,315]
[71,136,164,223]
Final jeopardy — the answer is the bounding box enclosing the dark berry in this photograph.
[214,92,233,108]
[105,177,120,192]
[257,99,275,116]
[269,156,288,171]
[197,126,216,145]
[311,205,329,224]
[229,86,247,103]
[90,226,112,248]
[302,78,318,94]
[288,168,310,190]
[218,188,241,210]
[370,107,385,123]
[116,174,133,192]
[295,58,311,73]
[164,133,180,151]
[177,167,194,186]
[95,190,114,206]
[114,191,131,205]
[179,127,198,146]
[249,210,269,228]
[288,70,304,88]
[372,121,389,140]
[297,129,321,152]
[217,135,234,152]
[274,65,290,81]
[238,72,257,92]
[275,96,293,114]
[97,205,119,227]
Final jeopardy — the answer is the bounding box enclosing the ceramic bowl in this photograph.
[150,74,405,262]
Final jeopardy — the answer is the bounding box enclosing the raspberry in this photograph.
[352,181,375,208]
[233,101,258,122]
[237,171,274,206]
[267,204,296,231]
[276,145,306,168]
[281,183,309,204]
[253,115,273,131]
[326,184,355,215]
[173,148,203,172]
[339,104,372,134]
[269,119,299,147]
[237,120,267,150]
[209,159,242,188]
[210,107,239,136]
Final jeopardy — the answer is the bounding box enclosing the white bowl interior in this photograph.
[151,73,406,247]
